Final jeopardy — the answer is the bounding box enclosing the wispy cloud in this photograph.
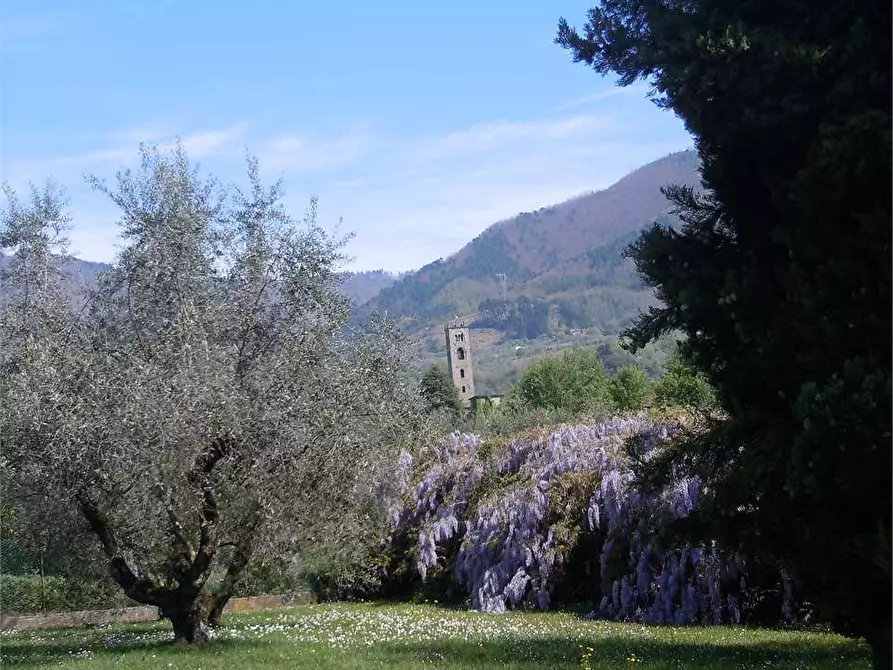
[55,147,135,170]
[417,115,608,160]
[172,123,249,158]
[103,123,174,144]
[303,112,691,271]
[65,201,123,262]
[258,127,371,174]
[101,122,250,159]
[554,83,651,111]
[5,123,249,188]
[1,15,58,43]
[3,105,692,272]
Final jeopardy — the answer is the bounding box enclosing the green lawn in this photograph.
[0,603,871,669]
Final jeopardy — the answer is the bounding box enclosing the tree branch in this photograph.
[206,510,262,627]
[152,481,196,563]
[183,436,230,586]
[167,507,196,562]
[76,491,167,605]
[234,262,277,378]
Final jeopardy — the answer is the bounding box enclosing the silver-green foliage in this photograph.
[0,145,425,641]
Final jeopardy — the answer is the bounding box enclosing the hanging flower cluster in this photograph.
[384,414,788,624]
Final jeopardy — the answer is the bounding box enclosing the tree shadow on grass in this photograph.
[0,632,266,668]
[373,634,871,669]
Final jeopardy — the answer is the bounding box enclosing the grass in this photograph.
[0,602,871,669]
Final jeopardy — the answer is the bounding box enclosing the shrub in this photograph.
[419,365,463,418]
[0,574,68,613]
[0,574,135,613]
[515,349,612,414]
[462,398,575,438]
[653,353,718,417]
[609,366,650,411]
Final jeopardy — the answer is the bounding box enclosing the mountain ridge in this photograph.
[363,149,701,336]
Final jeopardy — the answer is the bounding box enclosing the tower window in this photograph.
[461,386,466,393]
[456,347,465,361]
[460,368,465,378]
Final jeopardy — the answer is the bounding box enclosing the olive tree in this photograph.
[0,145,424,643]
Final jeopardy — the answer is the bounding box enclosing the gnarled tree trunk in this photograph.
[76,441,231,645]
[162,594,211,644]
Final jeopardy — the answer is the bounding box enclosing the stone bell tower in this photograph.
[445,323,475,407]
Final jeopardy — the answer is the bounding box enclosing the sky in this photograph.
[1,1,693,273]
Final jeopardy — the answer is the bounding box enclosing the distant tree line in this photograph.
[418,343,717,437]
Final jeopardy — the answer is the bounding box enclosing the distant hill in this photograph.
[0,254,108,299]
[0,255,396,307]
[339,270,398,306]
[363,150,701,337]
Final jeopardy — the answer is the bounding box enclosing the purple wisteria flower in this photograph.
[382,413,789,624]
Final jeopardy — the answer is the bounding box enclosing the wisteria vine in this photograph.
[384,414,791,624]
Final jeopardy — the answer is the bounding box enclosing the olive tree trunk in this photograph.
[74,441,247,645]
[162,595,211,644]
[205,534,256,628]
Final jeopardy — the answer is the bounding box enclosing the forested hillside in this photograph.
[363,150,699,337]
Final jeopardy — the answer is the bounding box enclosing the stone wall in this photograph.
[0,593,314,632]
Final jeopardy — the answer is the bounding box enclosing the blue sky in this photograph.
[1,1,693,272]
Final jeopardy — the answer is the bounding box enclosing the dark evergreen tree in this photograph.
[558,1,891,665]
